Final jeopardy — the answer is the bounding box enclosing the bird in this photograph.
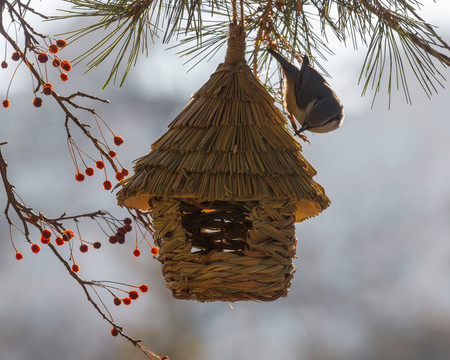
[267,48,344,136]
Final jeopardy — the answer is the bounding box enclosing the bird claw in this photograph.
[296,133,310,144]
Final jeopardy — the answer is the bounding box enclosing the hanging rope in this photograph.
[225,0,246,64]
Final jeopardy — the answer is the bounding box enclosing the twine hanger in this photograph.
[224,0,246,64]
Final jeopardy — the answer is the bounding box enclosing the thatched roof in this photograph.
[117,24,330,221]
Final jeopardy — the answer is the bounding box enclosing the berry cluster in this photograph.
[68,117,129,192]
[109,217,133,245]
[1,39,71,109]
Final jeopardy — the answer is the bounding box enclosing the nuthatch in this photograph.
[268,49,344,135]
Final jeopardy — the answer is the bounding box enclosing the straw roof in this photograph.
[117,24,330,221]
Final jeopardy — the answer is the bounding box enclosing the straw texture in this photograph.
[117,28,330,221]
[151,198,297,302]
[116,24,330,301]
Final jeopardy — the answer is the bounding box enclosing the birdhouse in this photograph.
[117,24,330,302]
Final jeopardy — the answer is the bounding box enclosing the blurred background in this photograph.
[1,2,450,359]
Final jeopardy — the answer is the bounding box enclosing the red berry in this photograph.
[109,235,118,244]
[52,58,60,67]
[95,160,105,169]
[62,229,74,241]
[139,284,149,293]
[2,99,10,108]
[33,97,43,107]
[71,264,80,272]
[42,83,53,95]
[122,297,132,305]
[42,229,52,239]
[133,248,141,257]
[85,167,94,176]
[113,297,122,306]
[110,328,119,337]
[121,168,129,177]
[115,171,124,181]
[56,39,67,48]
[40,236,50,244]
[117,233,125,244]
[75,172,85,182]
[124,224,132,233]
[117,227,126,235]
[80,244,88,253]
[37,52,48,63]
[129,290,139,300]
[103,180,112,190]
[151,247,159,256]
[113,136,123,146]
[11,51,21,61]
[124,217,132,225]
[31,243,41,253]
[15,252,23,260]
[60,73,69,81]
[1,61,7,68]
[48,44,59,54]
[55,237,64,246]
[109,150,116,158]
[60,60,72,71]
[93,242,101,249]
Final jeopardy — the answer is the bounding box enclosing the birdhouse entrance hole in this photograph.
[181,201,252,253]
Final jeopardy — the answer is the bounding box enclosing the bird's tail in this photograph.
[267,48,299,78]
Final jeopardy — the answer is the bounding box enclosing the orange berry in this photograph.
[33,97,43,107]
[48,44,59,54]
[110,328,119,337]
[103,180,112,190]
[85,167,94,176]
[122,297,131,305]
[80,244,88,253]
[2,99,10,108]
[62,229,74,241]
[15,252,23,260]
[11,51,21,61]
[109,150,116,158]
[113,297,122,306]
[93,242,101,249]
[31,243,41,253]
[71,264,80,272]
[139,284,149,293]
[56,39,67,48]
[29,215,38,224]
[1,60,7,68]
[151,247,159,256]
[60,60,72,71]
[95,160,105,169]
[75,172,85,182]
[129,290,139,300]
[55,237,64,246]
[37,52,48,63]
[42,83,53,95]
[42,229,52,239]
[133,248,141,257]
[52,58,60,67]
[115,171,124,181]
[121,168,129,177]
[113,136,123,146]
[60,72,69,81]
